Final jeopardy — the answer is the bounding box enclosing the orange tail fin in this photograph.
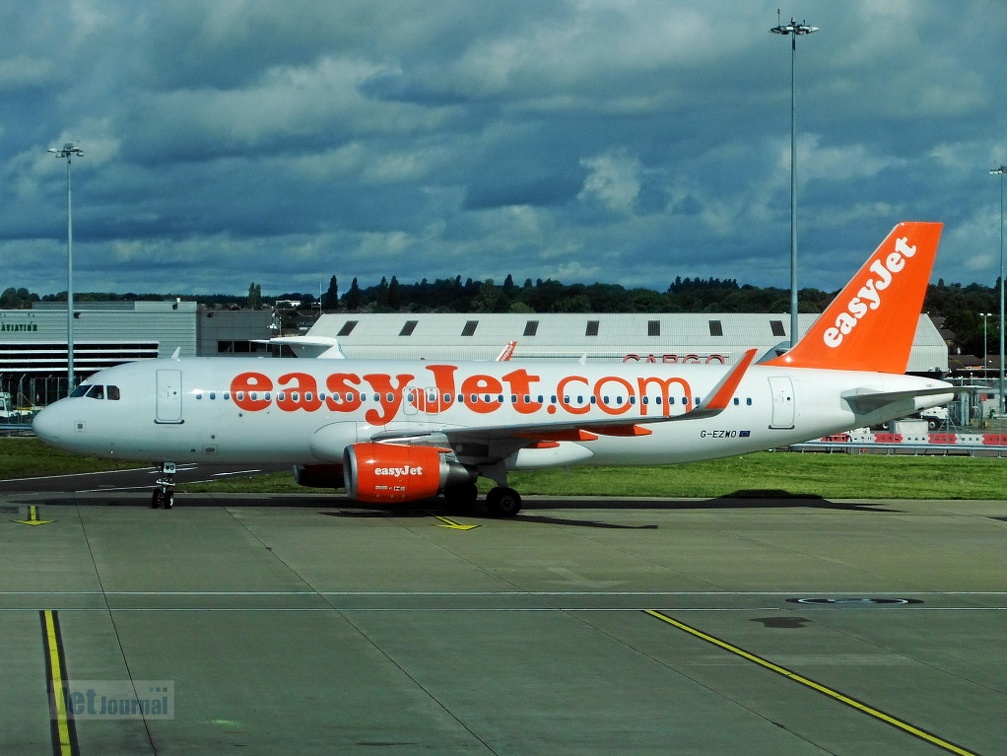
[765,222,942,373]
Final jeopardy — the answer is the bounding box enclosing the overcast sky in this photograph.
[2,0,1006,299]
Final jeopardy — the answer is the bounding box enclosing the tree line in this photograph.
[2,275,1001,357]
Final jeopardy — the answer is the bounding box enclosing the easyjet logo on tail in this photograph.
[762,221,941,373]
[822,236,917,349]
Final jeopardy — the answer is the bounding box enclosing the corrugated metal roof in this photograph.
[306,312,948,372]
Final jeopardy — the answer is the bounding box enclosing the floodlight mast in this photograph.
[981,312,992,379]
[992,165,1007,412]
[48,142,83,394]
[770,12,818,350]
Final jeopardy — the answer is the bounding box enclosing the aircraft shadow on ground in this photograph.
[527,491,900,513]
[12,490,900,526]
[320,508,660,530]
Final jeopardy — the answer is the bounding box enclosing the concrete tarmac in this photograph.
[0,490,1004,755]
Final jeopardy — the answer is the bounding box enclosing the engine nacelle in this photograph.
[343,442,474,503]
[293,464,345,489]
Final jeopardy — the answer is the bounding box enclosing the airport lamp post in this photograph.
[48,142,83,395]
[992,165,1007,413]
[770,13,818,350]
[981,312,992,379]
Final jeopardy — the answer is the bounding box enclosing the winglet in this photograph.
[765,222,942,373]
[686,348,758,420]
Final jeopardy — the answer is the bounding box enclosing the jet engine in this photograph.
[343,442,475,503]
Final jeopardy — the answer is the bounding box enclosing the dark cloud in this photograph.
[0,1,1005,297]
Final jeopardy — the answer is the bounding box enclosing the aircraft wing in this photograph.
[370,349,759,451]
[263,336,347,359]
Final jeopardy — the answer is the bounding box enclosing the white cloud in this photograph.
[578,152,642,215]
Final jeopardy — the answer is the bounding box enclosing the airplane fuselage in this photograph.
[33,356,952,468]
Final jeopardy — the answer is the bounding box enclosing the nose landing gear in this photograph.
[151,462,176,509]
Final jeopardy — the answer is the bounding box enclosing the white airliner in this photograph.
[34,222,954,515]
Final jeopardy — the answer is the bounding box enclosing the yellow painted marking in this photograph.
[432,515,480,530]
[43,610,74,756]
[644,610,978,756]
[15,505,55,526]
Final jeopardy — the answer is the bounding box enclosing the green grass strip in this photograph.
[4,438,1006,500]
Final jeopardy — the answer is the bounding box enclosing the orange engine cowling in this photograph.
[343,443,475,503]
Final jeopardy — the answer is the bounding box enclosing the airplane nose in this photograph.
[32,404,63,445]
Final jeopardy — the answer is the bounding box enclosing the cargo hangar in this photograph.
[0,304,949,408]
[295,311,949,370]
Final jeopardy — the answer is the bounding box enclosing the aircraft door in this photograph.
[403,387,419,416]
[156,369,183,424]
[768,376,795,429]
[401,386,443,416]
[423,387,445,415]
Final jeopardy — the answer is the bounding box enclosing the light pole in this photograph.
[48,142,83,394]
[981,312,992,379]
[992,165,1006,413]
[770,12,818,349]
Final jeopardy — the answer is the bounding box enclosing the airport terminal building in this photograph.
[0,301,272,406]
[0,305,948,407]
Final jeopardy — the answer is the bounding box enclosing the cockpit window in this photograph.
[70,384,119,400]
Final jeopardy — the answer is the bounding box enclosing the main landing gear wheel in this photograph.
[485,487,522,517]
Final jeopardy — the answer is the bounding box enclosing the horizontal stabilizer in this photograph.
[841,385,962,415]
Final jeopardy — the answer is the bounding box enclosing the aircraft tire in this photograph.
[486,487,522,517]
[163,492,174,509]
[151,491,161,509]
